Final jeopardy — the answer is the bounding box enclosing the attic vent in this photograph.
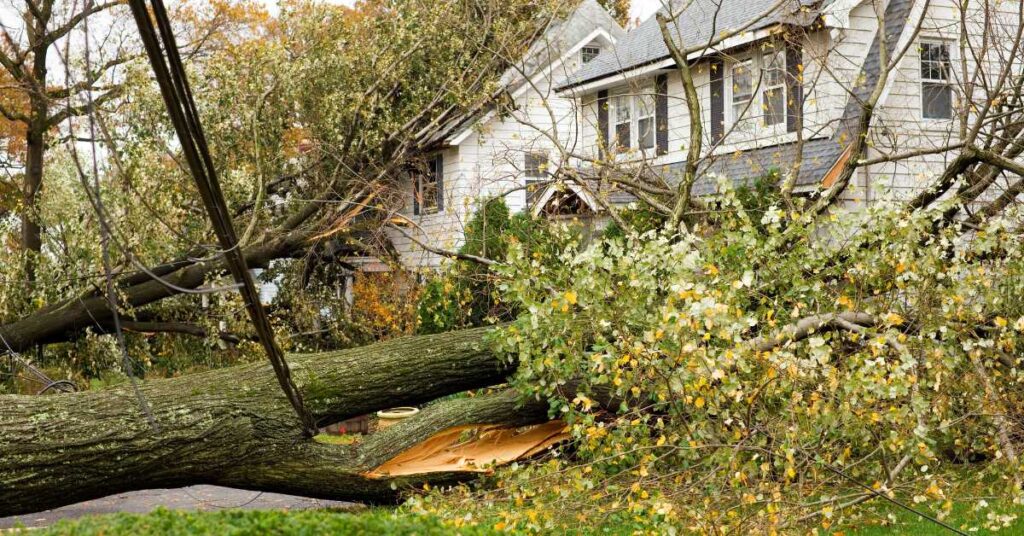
[581,46,601,64]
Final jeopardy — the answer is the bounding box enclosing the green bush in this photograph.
[416,198,558,334]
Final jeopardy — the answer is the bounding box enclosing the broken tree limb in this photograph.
[0,326,547,516]
[0,226,313,353]
[748,312,877,353]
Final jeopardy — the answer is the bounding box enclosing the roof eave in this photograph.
[557,23,786,94]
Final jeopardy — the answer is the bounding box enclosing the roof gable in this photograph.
[428,0,626,147]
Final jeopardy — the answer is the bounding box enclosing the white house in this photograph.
[387,0,625,269]
[553,0,1021,209]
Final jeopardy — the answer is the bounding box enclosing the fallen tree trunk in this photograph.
[0,326,546,516]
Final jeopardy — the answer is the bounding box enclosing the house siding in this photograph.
[388,38,595,270]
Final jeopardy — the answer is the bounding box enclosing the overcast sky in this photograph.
[259,0,664,25]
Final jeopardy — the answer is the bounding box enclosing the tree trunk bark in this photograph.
[20,92,45,282]
[0,326,539,516]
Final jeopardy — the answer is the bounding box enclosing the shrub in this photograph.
[416,198,559,334]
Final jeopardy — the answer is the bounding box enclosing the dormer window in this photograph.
[581,46,601,64]
[609,85,659,153]
[726,45,787,130]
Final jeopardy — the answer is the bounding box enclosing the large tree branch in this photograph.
[0,224,315,352]
[0,326,543,515]
[109,319,248,344]
[748,311,878,353]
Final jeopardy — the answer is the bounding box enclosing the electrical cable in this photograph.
[126,0,317,436]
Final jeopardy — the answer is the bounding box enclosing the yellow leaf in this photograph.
[885,313,905,326]
[695,396,705,408]
[564,290,578,305]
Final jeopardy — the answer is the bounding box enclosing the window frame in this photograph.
[636,86,656,151]
[416,155,441,214]
[729,56,755,130]
[608,83,659,154]
[581,45,601,64]
[612,93,632,152]
[761,46,787,127]
[920,40,954,121]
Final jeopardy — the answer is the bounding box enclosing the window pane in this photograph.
[615,95,631,121]
[763,88,785,126]
[732,61,753,102]
[733,102,748,124]
[418,157,441,211]
[920,43,950,81]
[582,46,600,64]
[615,122,631,151]
[923,82,953,119]
[763,49,785,87]
[638,92,656,118]
[525,152,548,177]
[638,117,654,149]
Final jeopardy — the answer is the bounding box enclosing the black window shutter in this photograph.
[709,58,724,142]
[434,154,444,212]
[597,89,609,155]
[655,74,669,155]
[786,42,804,133]
[412,170,420,215]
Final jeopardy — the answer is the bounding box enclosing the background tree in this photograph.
[0,0,131,280]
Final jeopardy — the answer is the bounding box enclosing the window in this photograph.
[581,46,601,64]
[637,90,656,150]
[731,58,754,128]
[921,41,952,119]
[728,47,789,130]
[525,151,549,178]
[762,47,786,126]
[608,85,660,153]
[416,155,441,213]
[613,95,631,152]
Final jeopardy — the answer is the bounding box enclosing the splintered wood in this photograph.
[364,420,568,478]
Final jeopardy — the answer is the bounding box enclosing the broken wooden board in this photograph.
[365,420,568,478]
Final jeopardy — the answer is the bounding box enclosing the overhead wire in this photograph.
[64,0,157,429]
[126,0,316,436]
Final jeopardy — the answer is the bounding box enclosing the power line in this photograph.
[126,0,317,436]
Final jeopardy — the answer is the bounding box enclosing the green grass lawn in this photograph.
[11,498,1024,535]
[13,508,500,536]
